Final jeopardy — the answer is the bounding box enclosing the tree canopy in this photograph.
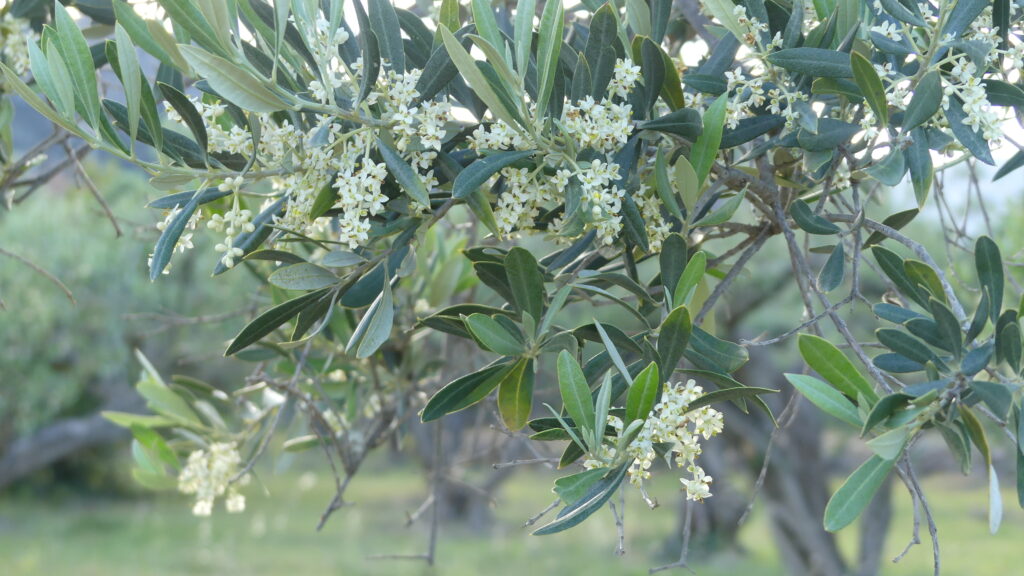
[2,0,1024,573]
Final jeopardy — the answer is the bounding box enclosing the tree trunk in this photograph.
[0,409,131,489]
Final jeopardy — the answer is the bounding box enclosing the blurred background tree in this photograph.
[0,162,257,491]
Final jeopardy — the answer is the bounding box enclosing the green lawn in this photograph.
[0,460,1020,576]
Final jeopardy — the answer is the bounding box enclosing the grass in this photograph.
[0,458,1020,576]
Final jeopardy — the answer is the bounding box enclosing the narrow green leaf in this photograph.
[158,81,208,160]
[851,52,887,126]
[533,463,629,535]
[554,468,607,505]
[113,24,142,149]
[993,150,1024,181]
[877,0,926,26]
[136,380,201,427]
[903,72,942,131]
[378,138,430,206]
[535,0,564,114]
[505,247,545,324]
[103,411,176,429]
[962,405,991,469]
[514,0,537,75]
[791,199,841,234]
[641,107,703,140]
[452,149,534,199]
[866,427,909,460]
[368,0,405,72]
[691,190,745,227]
[225,288,331,355]
[989,465,1003,534]
[624,0,651,37]
[818,242,845,292]
[659,233,688,300]
[472,0,504,57]
[824,455,895,531]
[268,263,338,290]
[149,191,201,280]
[945,94,995,165]
[876,328,941,368]
[674,154,699,213]
[683,386,778,413]
[657,305,692,373]
[348,277,395,358]
[767,48,854,78]
[594,321,633,383]
[54,0,100,127]
[655,150,684,222]
[786,373,862,427]
[114,0,174,66]
[158,0,229,56]
[929,299,962,359]
[690,93,727,188]
[27,41,60,116]
[976,236,1003,322]
[179,45,288,113]
[626,362,660,424]
[861,393,912,434]
[498,358,534,430]
[674,251,706,306]
[422,363,514,421]
[0,64,83,136]
[798,334,877,402]
[685,327,748,373]
[872,246,930,308]
[558,350,596,436]
[465,313,526,355]
[701,0,746,41]
[43,41,75,121]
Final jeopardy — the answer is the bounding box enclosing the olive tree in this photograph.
[2,0,1024,573]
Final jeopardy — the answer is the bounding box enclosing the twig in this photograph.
[404,494,435,527]
[738,391,801,526]
[426,420,443,566]
[694,225,771,325]
[367,553,432,562]
[671,0,719,46]
[649,498,696,574]
[609,486,626,556]
[739,294,855,347]
[906,462,940,576]
[63,141,122,237]
[524,498,561,528]
[492,457,559,469]
[830,214,967,323]
[316,474,354,531]
[892,464,921,563]
[774,197,895,393]
[0,247,75,304]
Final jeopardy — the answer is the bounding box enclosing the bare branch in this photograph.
[0,246,75,304]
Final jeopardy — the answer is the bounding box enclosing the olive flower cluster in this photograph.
[0,14,34,77]
[158,20,459,268]
[177,441,249,516]
[470,58,641,245]
[584,380,725,502]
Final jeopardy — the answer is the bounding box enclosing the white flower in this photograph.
[609,59,642,99]
[596,379,725,495]
[178,442,248,516]
[870,21,903,42]
[0,15,36,77]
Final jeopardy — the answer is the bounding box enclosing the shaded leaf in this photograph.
[786,373,862,426]
[824,455,895,531]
